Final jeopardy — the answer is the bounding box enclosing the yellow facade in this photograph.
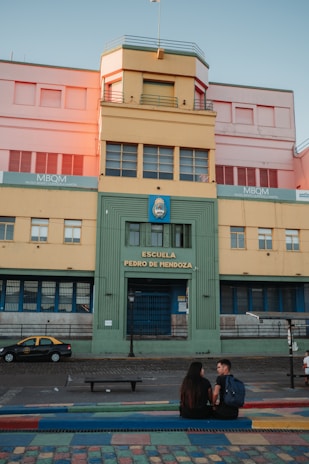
[219,199,309,276]
[99,45,216,198]
[1,187,97,271]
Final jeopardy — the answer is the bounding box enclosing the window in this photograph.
[237,167,256,186]
[216,165,234,185]
[40,88,61,108]
[285,229,299,251]
[4,280,20,312]
[194,87,206,110]
[235,107,253,124]
[58,282,73,312]
[260,169,278,188]
[141,81,176,107]
[171,224,191,248]
[251,288,264,311]
[125,222,192,248]
[14,82,36,105]
[31,218,48,242]
[104,81,123,103]
[0,217,15,240]
[143,146,173,180]
[62,155,83,175]
[258,228,272,250]
[76,282,92,313]
[180,148,208,182]
[128,223,140,246]
[40,338,52,346]
[220,282,301,315]
[9,150,32,172]
[36,152,58,174]
[64,220,81,243]
[237,287,248,314]
[230,226,245,249]
[1,278,92,313]
[151,224,163,246]
[65,87,87,109]
[106,143,137,177]
[23,281,38,311]
[41,281,56,312]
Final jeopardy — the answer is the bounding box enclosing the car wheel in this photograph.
[4,352,15,363]
[50,352,61,363]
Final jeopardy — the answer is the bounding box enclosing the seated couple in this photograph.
[179,359,239,420]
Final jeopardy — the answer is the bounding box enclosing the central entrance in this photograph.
[127,278,188,339]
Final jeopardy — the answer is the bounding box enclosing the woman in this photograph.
[180,361,213,419]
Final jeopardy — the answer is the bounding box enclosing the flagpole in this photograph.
[150,0,161,48]
[157,0,161,48]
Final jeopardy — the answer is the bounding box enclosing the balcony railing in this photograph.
[102,91,213,111]
[194,99,213,111]
[140,94,178,108]
[104,35,206,64]
[102,90,124,103]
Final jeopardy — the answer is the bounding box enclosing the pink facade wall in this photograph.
[1,59,305,189]
[207,83,297,189]
[0,61,101,176]
[294,147,309,189]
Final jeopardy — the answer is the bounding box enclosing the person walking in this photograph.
[303,350,309,386]
[212,358,240,419]
[180,361,212,419]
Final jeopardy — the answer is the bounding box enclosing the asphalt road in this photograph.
[0,355,306,407]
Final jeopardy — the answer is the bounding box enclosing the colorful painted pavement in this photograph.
[0,431,309,463]
[0,402,309,463]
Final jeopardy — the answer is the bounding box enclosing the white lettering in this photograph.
[141,251,176,259]
[243,187,269,196]
[37,174,67,184]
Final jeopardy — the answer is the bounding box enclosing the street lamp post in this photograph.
[128,291,135,357]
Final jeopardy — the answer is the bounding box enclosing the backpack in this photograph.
[224,375,245,408]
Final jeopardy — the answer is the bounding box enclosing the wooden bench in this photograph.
[84,378,142,392]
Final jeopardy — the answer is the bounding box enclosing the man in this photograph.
[212,358,239,419]
[303,350,309,386]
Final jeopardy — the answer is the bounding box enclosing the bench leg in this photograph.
[131,381,137,392]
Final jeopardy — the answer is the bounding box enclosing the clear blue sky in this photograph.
[1,0,308,147]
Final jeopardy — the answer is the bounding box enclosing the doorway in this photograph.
[127,278,188,339]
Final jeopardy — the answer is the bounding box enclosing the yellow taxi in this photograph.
[0,335,72,363]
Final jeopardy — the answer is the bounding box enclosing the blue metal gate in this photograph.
[128,292,171,336]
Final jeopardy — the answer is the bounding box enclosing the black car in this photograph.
[0,336,72,363]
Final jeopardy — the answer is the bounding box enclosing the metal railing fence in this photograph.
[0,324,92,340]
[104,35,206,63]
[220,322,307,339]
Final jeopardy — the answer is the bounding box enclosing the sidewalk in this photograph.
[1,359,309,462]
[0,398,309,463]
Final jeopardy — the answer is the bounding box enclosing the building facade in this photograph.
[0,36,308,356]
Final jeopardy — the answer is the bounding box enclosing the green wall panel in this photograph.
[94,193,220,354]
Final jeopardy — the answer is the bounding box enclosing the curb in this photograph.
[1,399,309,415]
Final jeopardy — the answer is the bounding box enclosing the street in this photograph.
[0,355,307,406]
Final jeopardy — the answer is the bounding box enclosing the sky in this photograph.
[1,0,308,147]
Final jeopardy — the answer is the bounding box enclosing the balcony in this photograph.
[102,90,213,111]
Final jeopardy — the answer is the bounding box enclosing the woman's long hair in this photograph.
[180,361,203,409]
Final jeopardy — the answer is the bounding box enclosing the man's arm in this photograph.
[212,384,221,406]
